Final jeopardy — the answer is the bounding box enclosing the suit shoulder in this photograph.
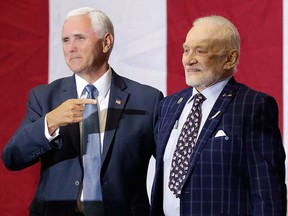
[230,82,278,110]
[31,76,73,92]
[121,76,163,95]
[237,82,275,100]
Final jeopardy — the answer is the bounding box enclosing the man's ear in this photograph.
[102,33,114,53]
[224,49,239,70]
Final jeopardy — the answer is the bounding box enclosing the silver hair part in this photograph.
[65,7,114,39]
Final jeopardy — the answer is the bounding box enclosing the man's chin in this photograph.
[67,66,83,74]
[185,79,200,88]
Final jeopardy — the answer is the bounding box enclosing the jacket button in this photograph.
[75,181,80,186]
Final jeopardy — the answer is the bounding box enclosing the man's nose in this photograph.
[68,40,77,52]
[183,51,197,64]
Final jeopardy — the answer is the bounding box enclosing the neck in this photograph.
[77,63,109,84]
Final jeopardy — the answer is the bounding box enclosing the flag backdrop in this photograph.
[0,0,287,215]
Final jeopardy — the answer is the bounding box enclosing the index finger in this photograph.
[77,98,97,105]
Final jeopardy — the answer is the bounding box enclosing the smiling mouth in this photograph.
[186,68,201,72]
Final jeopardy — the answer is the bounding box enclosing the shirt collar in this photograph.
[75,67,112,99]
[189,76,232,104]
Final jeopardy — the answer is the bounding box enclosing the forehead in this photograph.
[62,15,93,35]
[184,23,225,47]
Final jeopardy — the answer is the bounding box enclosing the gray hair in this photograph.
[65,7,114,39]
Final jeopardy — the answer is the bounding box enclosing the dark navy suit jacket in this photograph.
[2,69,163,216]
[151,77,286,216]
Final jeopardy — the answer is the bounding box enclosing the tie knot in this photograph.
[85,85,98,99]
[194,93,206,104]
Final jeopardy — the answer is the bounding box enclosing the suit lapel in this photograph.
[183,77,240,187]
[158,88,192,159]
[102,71,129,163]
[58,75,81,154]
[58,75,78,103]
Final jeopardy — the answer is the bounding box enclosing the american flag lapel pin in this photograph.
[115,99,122,105]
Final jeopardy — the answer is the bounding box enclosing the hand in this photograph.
[46,98,96,135]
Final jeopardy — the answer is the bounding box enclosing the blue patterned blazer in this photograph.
[151,77,286,216]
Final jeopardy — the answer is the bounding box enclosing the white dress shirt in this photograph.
[76,69,111,150]
[163,78,230,216]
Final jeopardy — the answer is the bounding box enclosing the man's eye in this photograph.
[62,38,69,43]
[76,36,85,40]
[196,49,207,55]
[183,48,189,54]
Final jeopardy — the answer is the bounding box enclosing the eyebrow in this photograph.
[73,33,86,37]
[182,44,206,49]
[62,33,87,40]
[63,32,88,37]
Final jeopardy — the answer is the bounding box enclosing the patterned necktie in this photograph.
[169,93,206,197]
[82,84,102,203]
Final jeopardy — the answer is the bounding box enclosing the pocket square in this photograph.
[215,129,227,137]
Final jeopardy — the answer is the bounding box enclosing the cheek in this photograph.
[182,53,193,65]
[62,46,69,56]
[202,57,222,72]
[182,54,186,64]
[210,55,226,67]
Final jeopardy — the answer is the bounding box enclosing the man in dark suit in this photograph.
[2,7,163,216]
[151,15,286,215]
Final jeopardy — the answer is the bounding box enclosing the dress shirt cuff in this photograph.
[44,115,59,142]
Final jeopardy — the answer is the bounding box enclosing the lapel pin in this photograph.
[115,99,122,105]
[174,120,179,129]
[209,111,221,120]
[222,93,233,97]
[177,97,184,104]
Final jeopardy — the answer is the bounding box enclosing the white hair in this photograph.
[65,7,114,39]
